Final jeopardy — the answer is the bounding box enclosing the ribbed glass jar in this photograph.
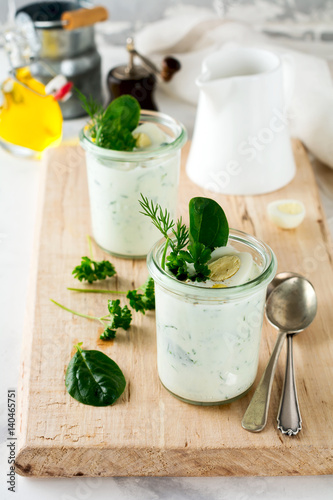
[147,230,277,405]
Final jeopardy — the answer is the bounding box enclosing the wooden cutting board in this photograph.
[16,140,333,477]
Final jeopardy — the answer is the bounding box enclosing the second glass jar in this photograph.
[147,230,277,405]
[80,110,187,258]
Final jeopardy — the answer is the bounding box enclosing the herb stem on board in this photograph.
[51,298,132,340]
[50,299,102,322]
[67,278,155,315]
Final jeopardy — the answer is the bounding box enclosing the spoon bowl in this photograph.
[266,276,317,333]
[266,271,303,299]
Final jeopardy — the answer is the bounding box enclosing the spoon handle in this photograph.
[242,330,286,432]
[277,334,302,435]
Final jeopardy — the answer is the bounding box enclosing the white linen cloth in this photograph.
[135,10,333,169]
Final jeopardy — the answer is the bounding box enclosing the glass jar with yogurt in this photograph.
[80,111,187,258]
[147,229,277,405]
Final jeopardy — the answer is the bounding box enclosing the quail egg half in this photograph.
[267,199,305,229]
[207,246,257,286]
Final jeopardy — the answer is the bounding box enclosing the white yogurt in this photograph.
[155,285,265,403]
[85,151,180,257]
[148,233,277,405]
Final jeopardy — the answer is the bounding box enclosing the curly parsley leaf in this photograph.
[72,256,116,284]
[166,251,190,281]
[167,242,211,282]
[100,326,117,341]
[186,242,212,282]
[126,277,155,314]
[108,299,132,330]
[100,299,132,340]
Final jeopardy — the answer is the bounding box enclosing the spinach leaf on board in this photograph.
[65,344,126,406]
[189,197,229,249]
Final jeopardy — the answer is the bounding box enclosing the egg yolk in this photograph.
[277,202,303,215]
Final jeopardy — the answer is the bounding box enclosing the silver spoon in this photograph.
[242,276,317,433]
[268,273,314,435]
[266,272,303,434]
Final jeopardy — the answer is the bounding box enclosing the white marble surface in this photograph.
[1,43,333,500]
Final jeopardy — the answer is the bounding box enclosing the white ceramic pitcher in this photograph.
[186,48,295,195]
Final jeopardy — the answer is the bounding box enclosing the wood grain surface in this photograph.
[15,140,333,477]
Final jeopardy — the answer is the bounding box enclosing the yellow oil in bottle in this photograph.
[0,67,63,153]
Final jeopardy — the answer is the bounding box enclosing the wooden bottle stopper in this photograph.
[61,6,108,31]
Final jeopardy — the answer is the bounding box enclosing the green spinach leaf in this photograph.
[65,343,126,406]
[189,197,229,249]
[103,95,140,132]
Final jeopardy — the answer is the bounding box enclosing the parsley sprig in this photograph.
[72,236,116,283]
[50,298,132,341]
[72,256,116,283]
[168,242,212,282]
[52,237,155,341]
[100,300,132,340]
[126,277,155,314]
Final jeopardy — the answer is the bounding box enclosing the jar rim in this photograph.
[147,229,277,300]
[79,109,187,162]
